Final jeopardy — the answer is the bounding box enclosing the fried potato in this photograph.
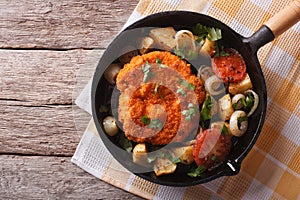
[149,27,176,51]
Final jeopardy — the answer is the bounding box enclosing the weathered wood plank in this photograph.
[0,155,143,199]
[0,49,102,105]
[0,0,139,49]
[0,102,85,156]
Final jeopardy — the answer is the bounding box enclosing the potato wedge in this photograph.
[132,143,148,166]
[218,94,234,121]
[149,27,176,51]
[138,36,154,54]
[200,38,216,57]
[153,157,177,176]
[229,73,253,95]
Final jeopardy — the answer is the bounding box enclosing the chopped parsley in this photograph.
[141,115,151,125]
[241,92,255,113]
[212,155,218,162]
[156,58,162,64]
[193,23,222,42]
[238,116,248,124]
[214,45,230,57]
[148,118,163,130]
[182,103,197,122]
[200,96,213,121]
[187,165,206,177]
[220,124,229,135]
[141,61,155,83]
[178,78,195,91]
[176,87,186,97]
[118,131,133,152]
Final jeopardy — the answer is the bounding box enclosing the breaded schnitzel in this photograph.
[116,51,205,145]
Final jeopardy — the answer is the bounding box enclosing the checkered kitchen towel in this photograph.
[72,0,300,199]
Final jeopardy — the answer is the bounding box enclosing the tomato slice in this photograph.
[212,48,246,83]
[192,128,232,168]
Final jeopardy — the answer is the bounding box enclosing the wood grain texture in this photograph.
[0,49,102,105]
[0,0,139,49]
[0,155,143,199]
[0,49,102,155]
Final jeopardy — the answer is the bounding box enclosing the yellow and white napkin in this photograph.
[72,0,300,199]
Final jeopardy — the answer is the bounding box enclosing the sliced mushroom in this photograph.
[153,157,177,176]
[205,75,226,96]
[218,94,234,121]
[171,145,194,165]
[102,116,119,136]
[175,30,197,54]
[138,36,154,54]
[197,65,214,82]
[229,111,248,137]
[199,38,216,57]
[245,90,259,116]
[232,94,246,110]
[132,143,149,166]
[119,46,139,64]
[104,63,121,84]
[228,73,253,95]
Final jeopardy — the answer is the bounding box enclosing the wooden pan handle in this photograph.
[264,0,300,37]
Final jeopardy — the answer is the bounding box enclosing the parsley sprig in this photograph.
[182,103,197,122]
[142,61,155,83]
[187,165,206,177]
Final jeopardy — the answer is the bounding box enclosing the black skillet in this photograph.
[91,1,300,186]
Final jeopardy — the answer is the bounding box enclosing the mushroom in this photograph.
[175,30,197,55]
[205,75,226,96]
[102,116,119,136]
[132,143,149,166]
[229,111,248,137]
[245,90,259,116]
[232,94,246,110]
[153,157,177,176]
[197,65,215,82]
[218,94,234,121]
[104,63,121,84]
[118,46,139,64]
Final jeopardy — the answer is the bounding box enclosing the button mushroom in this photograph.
[102,116,119,136]
[205,75,226,96]
[232,94,246,110]
[244,90,259,116]
[104,63,121,84]
[229,110,248,137]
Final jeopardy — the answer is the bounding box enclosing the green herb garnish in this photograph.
[170,157,181,164]
[193,23,222,42]
[148,118,163,130]
[187,165,206,177]
[200,96,213,121]
[178,78,195,91]
[241,92,255,113]
[118,132,133,152]
[238,116,248,124]
[214,45,230,57]
[141,61,155,83]
[141,115,151,125]
[220,124,229,135]
[176,87,186,97]
[182,103,197,122]
[212,155,218,162]
[156,58,162,64]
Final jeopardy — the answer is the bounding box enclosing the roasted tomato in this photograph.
[212,48,246,83]
[192,128,232,168]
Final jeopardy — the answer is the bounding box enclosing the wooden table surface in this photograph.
[0,0,145,199]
